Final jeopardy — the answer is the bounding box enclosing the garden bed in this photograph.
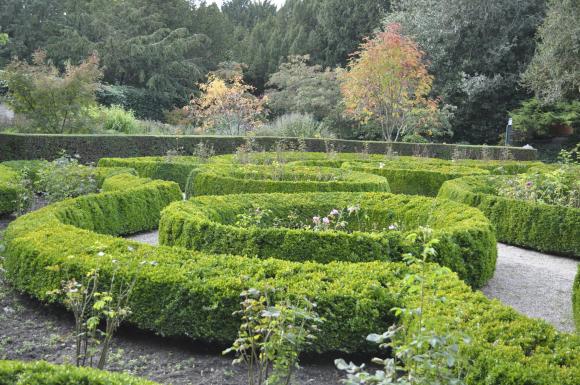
[2,171,580,384]
[159,192,496,287]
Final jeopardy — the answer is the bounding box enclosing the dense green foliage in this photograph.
[0,51,102,133]
[438,174,580,256]
[387,0,546,143]
[160,192,496,287]
[0,360,158,385]
[185,164,390,197]
[98,156,201,189]
[0,164,22,214]
[522,0,580,104]
[342,161,488,196]
[511,98,580,140]
[3,172,580,382]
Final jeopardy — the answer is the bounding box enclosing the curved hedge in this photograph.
[212,152,543,174]
[0,165,22,215]
[3,172,580,383]
[97,156,201,189]
[342,161,488,196]
[185,164,390,197]
[438,175,580,257]
[0,360,157,385]
[159,192,496,288]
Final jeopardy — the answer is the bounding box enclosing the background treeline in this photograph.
[0,0,578,144]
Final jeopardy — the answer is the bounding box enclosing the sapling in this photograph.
[336,227,469,385]
[224,288,322,385]
[48,254,141,369]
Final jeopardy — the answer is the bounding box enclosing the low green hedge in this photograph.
[574,266,580,330]
[0,165,22,215]
[0,360,158,385]
[97,156,200,189]
[0,133,537,163]
[438,175,580,256]
[3,173,580,383]
[342,161,488,196]
[159,192,496,288]
[185,164,390,197]
[212,152,543,174]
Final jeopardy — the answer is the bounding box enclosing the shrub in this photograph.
[342,161,488,196]
[185,164,390,198]
[3,172,580,383]
[159,192,497,287]
[0,164,23,214]
[511,98,580,141]
[98,156,200,189]
[93,105,139,134]
[255,113,332,138]
[36,153,99,203]
[0,51,102,133]
[0,360,158,385]
[438,174,580,256]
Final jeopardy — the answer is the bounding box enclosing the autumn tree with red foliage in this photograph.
[340,24,438,141]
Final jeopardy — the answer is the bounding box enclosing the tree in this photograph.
[187,74,267,135]
[265,55,341,121]
[340,24,437,142]
[387,0,546,143]
[522,0,580,104]
[1,50,102,133]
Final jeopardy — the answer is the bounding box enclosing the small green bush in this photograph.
[93,105,139,134]
[0,360,158,385]
[0,164,23,214]
[159,192,497,287]
[438,174,580,256]
[98,156,200,189]
[185,164,390,198]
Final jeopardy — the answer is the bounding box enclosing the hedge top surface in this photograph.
[211,151,543,174]
[97,156,201,189]
[3,171,580,383]
[187,163,390,196]
[160,191,497,287]
[0,360,159,385]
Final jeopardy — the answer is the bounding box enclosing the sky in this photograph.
[208,0,286,8]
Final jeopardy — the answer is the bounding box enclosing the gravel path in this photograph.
[126,231,579,333]
[482,243,578,333]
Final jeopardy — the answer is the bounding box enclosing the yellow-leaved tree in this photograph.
[187,74,267,135]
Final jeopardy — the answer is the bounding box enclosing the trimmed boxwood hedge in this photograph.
[0,133,537,163]
[3,173,580,383]
[159,192,496,288]
[0,165,22,215]
[185,164,390,197]
[438,175,580,257]
[97,156,200,189]
[342,161,488,196]
[0,360,158,385]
